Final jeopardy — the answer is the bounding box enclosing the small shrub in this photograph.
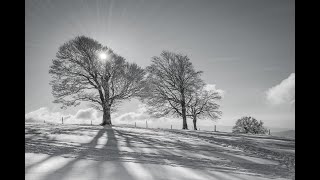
[232,116,268,134]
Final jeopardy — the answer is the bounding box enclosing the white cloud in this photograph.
[113,104,150,123]
[75,108,98,120]
[25,107,103,124]
[25,104,151,125]
[265,73,295,105]
[25,105,221,129]
[203,84,225,97]
[25,107,62,122]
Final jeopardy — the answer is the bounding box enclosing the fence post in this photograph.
[171,125,172,129]
[91,120,92,126]
[135,122,136,128]
[214,125,216,132]
[269,129,270,135]
[146,120,148,128]
[62,117,63,124]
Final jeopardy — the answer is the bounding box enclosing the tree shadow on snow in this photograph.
[25,124,292,179]
[37,127,135,180]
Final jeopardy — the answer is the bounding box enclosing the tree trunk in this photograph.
[100,105,112,126]
[193,115,197,130]
[181,93,188,129]
[182,109,188,129]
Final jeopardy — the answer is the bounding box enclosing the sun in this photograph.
[98,52,108,60]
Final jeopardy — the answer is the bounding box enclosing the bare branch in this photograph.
[49,36,145,125]
[140,51,203,127]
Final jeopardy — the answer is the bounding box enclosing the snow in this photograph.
[25,123,294,180]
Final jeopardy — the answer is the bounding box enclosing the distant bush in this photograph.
[232,116,268,134]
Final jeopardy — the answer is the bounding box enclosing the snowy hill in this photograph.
[25,123,295,180]
[272,130,295,139]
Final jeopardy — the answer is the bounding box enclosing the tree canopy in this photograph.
[49,36,145,125]
[187,87,222,130]
[140,51,203,129]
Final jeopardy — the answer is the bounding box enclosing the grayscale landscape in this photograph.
[26,0,295,179]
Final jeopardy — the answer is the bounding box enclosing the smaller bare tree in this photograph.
[139,51,204,129]
[187,87,222,130]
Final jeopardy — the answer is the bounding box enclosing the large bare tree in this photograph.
[187,87,222,130]
[49,36,145,126]
[140,51,203,129]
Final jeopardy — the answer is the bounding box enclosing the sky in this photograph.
[25,0,295,130]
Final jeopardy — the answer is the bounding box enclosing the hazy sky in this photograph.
[25,0,295,129]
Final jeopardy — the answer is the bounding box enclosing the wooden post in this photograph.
[44,120,45,123]
[214,125,216,132]
[171,125,172,129]
[135,122,136,127]
[62,117,63,124]
[269,129,270,135]
[91,120,92,126]
[146,120,148,128]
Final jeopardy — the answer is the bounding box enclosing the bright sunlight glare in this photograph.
[99,52,108,60]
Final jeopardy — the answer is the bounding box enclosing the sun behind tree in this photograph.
[49,36,145,126]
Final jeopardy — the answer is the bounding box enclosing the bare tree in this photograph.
[49,36,145,126]
[140,51,203,129]
[187,87,222,130]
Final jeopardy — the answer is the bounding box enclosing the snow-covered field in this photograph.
[25,123,295,180]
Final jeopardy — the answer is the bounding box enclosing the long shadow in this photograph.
[39,127,134,180]
[168,129,295,165]
[26,124,293,179]
[93,127,137,180]
[25,125,61,171]
[38,127,105,180]
[166,129,295,178]
[116,129,255,159]
[25,123,100,173]
[25,125,112,170]
[113,128,291,179]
